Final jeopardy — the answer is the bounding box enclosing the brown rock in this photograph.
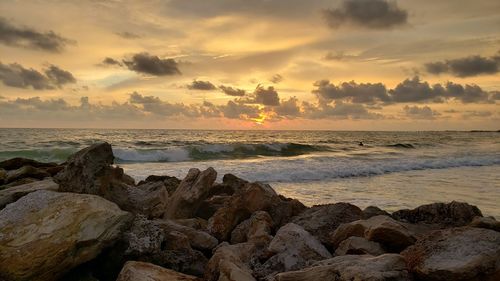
[205,242,259,281]
[231,211,274,244]
[0,157,57,170]
[1,177,39,189]
[291,203,363,247]
[0,168,6,185]
[0,178,59,209]
[117,261,200,281]
[197,195,231,220]
[402,227,500,281]
[363,206,390,219]
[164,167,217,219]
[334,236,385,256]
[174,217,208,230]
[138,175,181,195]
[0,190,132,281]
[5,165,50,183]
[469,216,500,232]
[392,201,482,227]
[273,254,411,281]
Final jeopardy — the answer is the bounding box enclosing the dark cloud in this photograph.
[13,97,70,111]
[303,100,382,119]
[0,62,76,90]
[115,31,140,39]
[425,55,500,77]
[324,0,408,29]
[101,57,122,66]
[389,77,441,103]
[0,17,72,52]
[403,105,440,120]
[123,53,181,76]
[220,100,260,119]
[313,80,390,104]
[129,92,192,116]
[247,85,280,106]
[273,97,301,118]
[462,110,493,119]
[219,85,246,96]
[270,74,283,84]
[187,80,217,90]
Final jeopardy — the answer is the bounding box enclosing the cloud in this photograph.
[122,53,181,76]
[187,80,217,90]
[242,85,280,106]
[313,80,390,104]
[0,62,76,90]
[115,31,140,39]
[273,97,301,119]
[425,55,500,77]
[0,17,72,52]
[323,0,408,29]
[270,74,283,84]
[220,100,260,119]
[403,105,440,120]
[303,100,382,119]
[219,85,246,96]
[101,57,122,66]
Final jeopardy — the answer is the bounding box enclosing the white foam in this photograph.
[113,147,191,162]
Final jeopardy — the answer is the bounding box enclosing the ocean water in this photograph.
[1,129,499,217]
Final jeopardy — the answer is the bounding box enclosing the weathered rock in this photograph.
[291,203,363,247]
[273,254,411,281]
[0,168,6,185]
[330,215,417,252]
[138,175,181,195]
[0,178,59,209]
[392,201,482,227]
[197,195,232,220]
[0,190,132,281]
[5,165,50,183]
[44,164,65,176]
[363,206,391,219]
[208,182,281,241]
[160,219,218,251]
[164,167,217,219]
[271,196,307,227]
[402,227,500,281]
[260,223,332,277]
[205,242,259,281]
[117,261,200,281]
[469,216,500,232]
[231,211,274,244]
[175,217,208,230]
[0,157,57,170]
[335,236,385,256]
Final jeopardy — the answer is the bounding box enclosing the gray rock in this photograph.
[5,165,50,183]
[335,236,386,256]
[363,206,390,219]
[117,261,199,281]
[0,178,59,209]
[469,216,500,232]
[0,157,57,170]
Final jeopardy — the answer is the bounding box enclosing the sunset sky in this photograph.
[0,0,499,130]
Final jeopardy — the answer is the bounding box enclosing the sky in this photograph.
[0,0,499,130]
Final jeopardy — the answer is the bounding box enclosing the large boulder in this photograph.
[207,182,281,241]
[164,167,217,219]
[138,175,181,195]
[392,201,482,227]
[160,219,218,251]
[402,227,500,281]
[0,190,132,281]
[291,203,363,247]
[335,236,385,256]
[363,206,390,219]
[117,261,200,281]
[273,254,411,281]
[469,216,500,232]
[231,211,274,244]
[0,157,58,170]
[330,215,417,252]
[205,242,259,281]
[258,223,332,277]
[0,178,59,209]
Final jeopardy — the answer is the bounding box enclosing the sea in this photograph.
[1,129,499,218]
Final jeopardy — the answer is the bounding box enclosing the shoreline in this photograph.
[0,142,499,281]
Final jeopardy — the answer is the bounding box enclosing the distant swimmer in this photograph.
[359,142,364,146]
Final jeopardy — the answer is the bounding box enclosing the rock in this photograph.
[175,217,208,230]
[259,223,332,277]
[208,182,281,241]
[164,167,217,219]
[138,175,181,195]
[1,177,39,189]
[363,206,390,219]
[5,165,50,183]
[392,201,482,227]
[208,173,248,197]
[197,195,232,220]
[205,242,259,281]
[117,261,200,281]
[54,142,115,194]
[273,254,411,281]
[469,216,500,232]
[402,227,500,281]
[271,196,307,227]
[0,157,57,170]
[0,178,59,209]
[231,211,274,244]
[0,168,6,185]
[330,215,417,252]
[160,219,218,251]
[44,164,66,176]
[291,203,363,247]
[334,236,385,256]
[0,190,132,281]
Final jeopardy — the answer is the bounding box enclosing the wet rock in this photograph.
[402,227,500,281]
[117,261,200,281]
[208,182,281,241]
[259,223,332,277]
[392,201,482,227]
[469,216,500,232]
[164,167,217,219]
[273,254,411,281]
[5,165,50,183]
[0,157,57,170]
[231,211,274,244]
[330,215,417,252]
[363,206,390,219]
[334,236,385,256]
[205,242,259,281]
[0,190,132,281]
[0,178,59,209]
[291,203,363,247]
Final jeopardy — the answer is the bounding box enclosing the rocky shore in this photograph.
[0,142,499,281]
